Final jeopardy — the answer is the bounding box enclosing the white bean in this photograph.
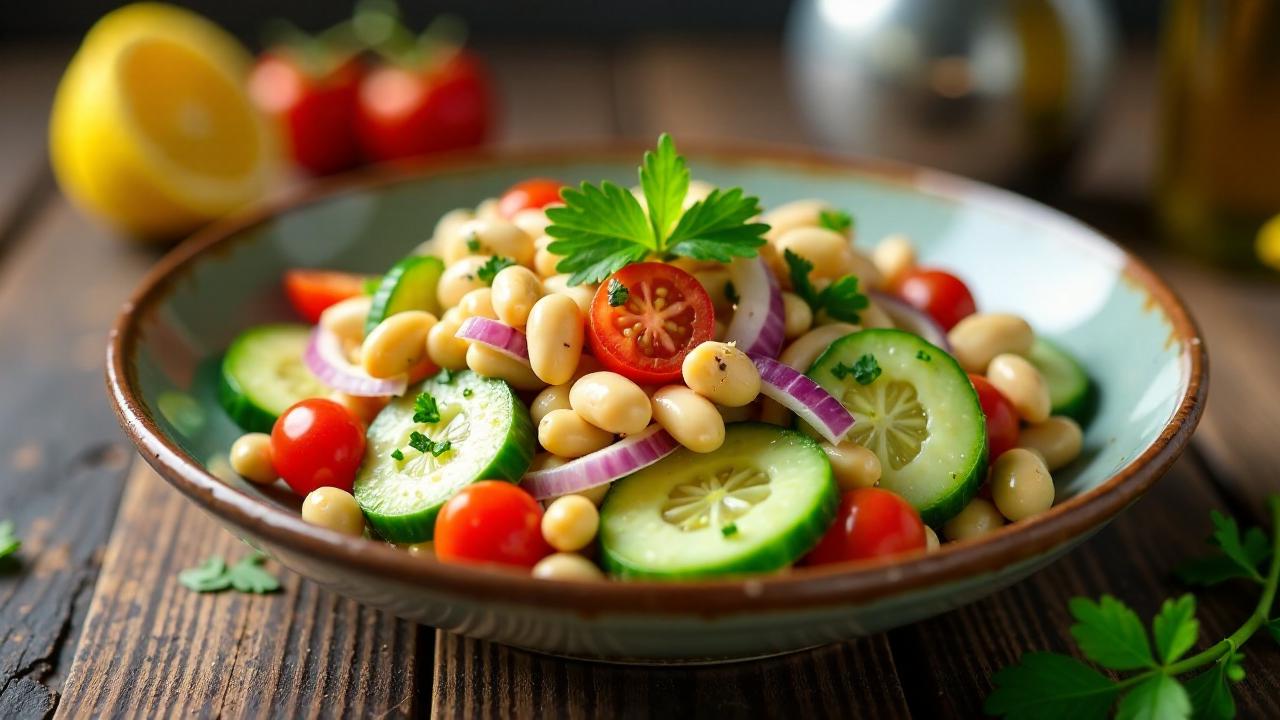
[821,441,881,491]
[532,553,604,581]
[437,256,490,309]
[426,310,469,370]
[491,265,543,328]
[651,385,726,453]
[775,227,855,280]
[229,433,276,484]
[1018,416,1083,471]
[542,274,596,315]
[943,498,1005,541]
[779,323,859,371]
[538,408,614,458]
[569,372,651,435]
[762,199,834,242]
[319,295,372,344]
[301,487,365,537]
[527,294,584,386]
[465,344,546,391]
[947,313,1034,373]
[361,311,436,379]
[530,384,572,426]
[694,268,734,312]
[541,495,600,552]
[533,236,562,278]
[512,207,552,240]
[456,287,497,320]
[781,292,813,339]
[416,207,474,256]
[990,448,1056,521]
[681,341,761,407]
[871,234,916,287]
[987,353,1051,423]
[451,217,535,266]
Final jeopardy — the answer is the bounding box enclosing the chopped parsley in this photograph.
[390,449,405,461]
[412,392,441,424]
[720,523,739,537]
[178,552,280,594]
[0,521,20,560]
[916,350,932,362]
[408,431,452,457]
[832,353,881,385]
[435,368,456,384]
[818,209,854,233]
[607,278,630,307]
[465,235,481,252]
[462,388,473,398]
[545,134,768,285]
[476,255,516,284]
[783,249,869,324]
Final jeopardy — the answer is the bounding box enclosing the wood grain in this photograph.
[56,463,421,719]
[0,43,67,241]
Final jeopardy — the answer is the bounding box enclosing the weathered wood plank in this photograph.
[56,463,420,719]
[0,43,68,239]
[431,634,910,720]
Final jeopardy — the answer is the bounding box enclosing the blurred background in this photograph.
[5,0,1278,270]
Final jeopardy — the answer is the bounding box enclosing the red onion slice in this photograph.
[869,291,952,352]
[520,425,680,500]
[750,354,855,444]
[456,317,530,363]
[304,327,408,397]
[724,256,785,358]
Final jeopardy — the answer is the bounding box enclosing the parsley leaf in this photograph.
[818,209,853,233]
[782,249,868,323]
[916,349,932,361]
[834,354,881,385]
[390,448,404,461]
[1115,674,1189,720]
[466,234,481,252]
[476,255,516,285]
[1069,595,1157,670]
[462,388,473,398]
[984,652,1119,720]
[413,392,441,424]
[1176,512,1271,586]
[1185,653,1243,720]
[0,521,20,560]
[1152,595,1199,665]
[640,133,689,241]
[1269,618,1280,646]
[408,431,451,457]
[546,134,767,285]
[607,278,630,307]
[178,552,280,594]
[721,523,739,538]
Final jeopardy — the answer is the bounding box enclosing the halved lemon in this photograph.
[49,3,275,240]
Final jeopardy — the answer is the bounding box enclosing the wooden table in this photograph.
[2,37,1278,718]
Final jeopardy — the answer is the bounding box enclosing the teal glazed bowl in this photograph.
[106,146,1207,663]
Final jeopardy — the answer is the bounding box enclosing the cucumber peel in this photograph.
[218,324,327,433]
[365,255,445,334]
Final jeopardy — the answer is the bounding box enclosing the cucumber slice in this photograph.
[599,423,838,580]
[365,255,446,334]
[1027,338,1094,424]
[354,371,535,543]
[218,324,328,432]
[808,329,986,525]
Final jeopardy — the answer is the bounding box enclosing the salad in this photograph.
[222,136,1093,581]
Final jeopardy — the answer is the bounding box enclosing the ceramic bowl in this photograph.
[106,146,1206,663]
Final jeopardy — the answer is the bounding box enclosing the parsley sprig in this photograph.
[476,255,516,285]
[412,391,441,424]
[0,521,20,561]
[545,134,768,285]
[408,431,451,457]
[986,497,1280,720]
[178,551,280,594]
[832,354,880,385]
[784,249,869,325]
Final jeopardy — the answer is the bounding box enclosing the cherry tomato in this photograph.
[283,269,367,323]
[271,399,366,496]
[434,481,552,568]
[498,178,564,218]
[805,488,927,565]
[249,52,363,176]
[356,52,492,163]
[588,263,716,384]
[892,268,977,331]
[969,374,1020,461]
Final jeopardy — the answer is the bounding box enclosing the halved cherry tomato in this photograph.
[970,374,1020,461]
[249,52,363,176]
[892,268,976,331]
[588,263,716,384]
[498,178,563,218]
[283,270,368,323]
[805,488,927,565]
[271,399,366,496]
[356,51,492,163]
[434,481,552,568]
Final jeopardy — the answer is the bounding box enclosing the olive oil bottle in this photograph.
[1158,0,1280,270]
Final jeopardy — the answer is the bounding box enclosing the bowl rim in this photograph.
[106,142,1208,616]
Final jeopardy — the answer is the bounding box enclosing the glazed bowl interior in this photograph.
[110,148,1203,659]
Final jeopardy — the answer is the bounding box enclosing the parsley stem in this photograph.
[1164,497,1280,676]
